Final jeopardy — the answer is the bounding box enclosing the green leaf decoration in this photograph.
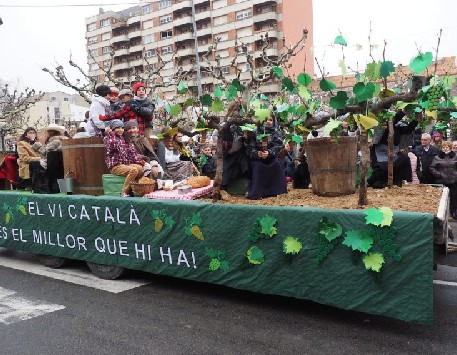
[211,98,224,112]
[247,246,265,265]
[259,214,277,237]
[323,118,341,136]
[273,66,284,79]
[364,61,381,81]
[191,212,202,225]
[231,78,244,92]
[225,85,238,102]
[170,104,182,117]
[365,207,385,226]
[200,94,213,106]
[240,123,257,131]
[318,217,343,242]
[319,78,336,92]
[291,134,303,144]
[281,77,294,92]
[441,75,456,90]
[260,94,268,100]
[353,82,375,102]
[329,91,348,109]
[363,252,385,272]
[409,52,433,74]
[255,108,271,122]
[297,73,312,86]
[183,98,194,109]
[205,247,218,259]
[343,230,373,253]
[380,60,395,79]
[334,34,347,46]
[219,260,230,272]
[338,59,347,76]
[298,85,311,101]
[214,85,223,99]
[379,207,393,227]
[283,236,303,255]
[163,216,175,228]
[199,154,208,167]
[177,81,188,94]
[251,99,262,110]
[184,226,192,236]
[276,103,289,113]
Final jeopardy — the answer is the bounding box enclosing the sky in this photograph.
[0,0,456,94]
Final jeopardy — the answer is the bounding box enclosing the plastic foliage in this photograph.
[365,207,393,227]
[370,225,401,261]
[273,66,284,79]
[15,197,27,216]
[314,222,340,265]
[334,34,347,46]
[318,217,343,242]
[177,81,188,94]
[184,212,204,241]
[199,154,208,167]
[248,215,278,242]
[200,94,213,106]
[409,52,433,74]
[298,85,311,101]
[214,85,223,99]
[211,98,224,112]
[283,236,303,255]
[342,230,373,253]
[354,114,379,130]
[240,123,257,132]
[297,73,312,86]
[3,203,13,224]
[282,77,294,92]
[353,82,375,102]
[170,104,182,117]
[364,61,381,81]
[256,133,271,141]
[319,78,337,92]
[151,210,175,233]
[362,252,385,272]
[329,91,348,109]
[255,108,271,122]
[225,85,238,102]
[205,248,229,272]
[247,246,265,265]
[380,60,395,79]
[323,118,342,136]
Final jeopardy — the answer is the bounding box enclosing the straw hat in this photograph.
[42,123,66,134]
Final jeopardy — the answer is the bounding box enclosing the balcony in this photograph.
[127,15,141,26]
[130,44,144,53]
[194,0,210,5]
[114,48,129,56]
[173,14,192,27]
[173,0,192,9]
[196,27,212,38]
[254,29,278,41]
[175,32,194,43]
[111,21,127,30]
[253,11,278,24]
[113,62,130,70]
[130,59,144,67]
[197,43,211,53]
[176,47,196,57]
[111,34,129,43]
[254,48,279,58]
[129,30,142,39]
[253,0,276,5]
[195,10,211,22]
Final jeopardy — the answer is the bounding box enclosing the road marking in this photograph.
[433,280,457,287]
[0,250,150,294]
[0,287,65,325]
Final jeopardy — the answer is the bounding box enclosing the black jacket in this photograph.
[414,145,440,183]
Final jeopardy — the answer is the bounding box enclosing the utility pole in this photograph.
[191,0,202,97]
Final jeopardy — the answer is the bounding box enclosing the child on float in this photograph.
[133,82,155,138]
[103,119,145,197]
[200,145,217,179]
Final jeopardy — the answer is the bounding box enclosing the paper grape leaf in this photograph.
[283,236,303,255]
[338,59,347,76]
[353,82,375,102]
[281,77,295,92]
[240,123,257,131]
[318,217,343,242]
[231,79,244,92]
[277,103,289,113]
[163,216,175,228]
[260,94,268,100]
[251,99,262,110]
[343,230,373,253]
[225,85,238,102]
[329,91,348,109]
[297,73,312,86]
[291,134,303,144]
[441,75,456,90]
[319,79,337,92]
[298,85,311,101]
[323,118,341,136]
[334,34,347,46]
[273,66,284,79]
[365,207,384,226]
[214,85,223,99]
[247,246,265,265]
[183,98,194,109]
[205,247,218,259]
[200,94,213,106]
[165,104,171,113]
[170,104,182,117]
[177,81,188,94]
[409,52,433,74]
[354,114,379,130]
[363,252,385,272]
[219,260,230,272]
[379,207,393,227]
[211,98,224,112]
[191,212,202,225]
[259,215,277,237]
[380,60,395,79]
[364,61,381,81]
[255,108,271,122]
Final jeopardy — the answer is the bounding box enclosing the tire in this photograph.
[38,255,68,269]
[86,262,127,280]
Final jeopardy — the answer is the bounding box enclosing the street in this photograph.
[0,248,456,355]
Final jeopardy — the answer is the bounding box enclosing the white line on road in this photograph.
[0,250,151,293]
[0,286,65,325]
[433,280,457,287]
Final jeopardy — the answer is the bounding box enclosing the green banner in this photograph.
[0,192,433,324]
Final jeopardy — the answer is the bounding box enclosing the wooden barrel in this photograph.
[62,137,108,196]
[305,136,358,196]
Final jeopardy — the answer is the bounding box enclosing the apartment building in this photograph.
[85,0,313,98]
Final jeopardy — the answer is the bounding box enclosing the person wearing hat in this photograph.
[87,85,112,137]
[109,87,122,114]
[132,82,155,138]
[103,119,146,197]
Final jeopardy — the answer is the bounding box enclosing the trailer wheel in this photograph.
[86,262,127,280]
[38,255,68,269]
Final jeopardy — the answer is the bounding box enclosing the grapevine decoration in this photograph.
[3,203,13,224]
[246,246,265,265]
[151,210,175,233]
[15,197,28,216]
[205,248,229,272]
[314,217,343,265]
[184,212,204,241]
[248,214,278,242]
[283,236,303,255]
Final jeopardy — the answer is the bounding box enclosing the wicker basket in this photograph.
[130,179,155,197]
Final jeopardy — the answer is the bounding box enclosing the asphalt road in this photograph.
[0,250,456,355]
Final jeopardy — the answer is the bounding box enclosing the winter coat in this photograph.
[87,94,111,137]
[413,144,440,183]
[17,140,41,179]
[201,155,216,179]
[429,151,457,185]
[134,96,154,129]
[246,126,284,162]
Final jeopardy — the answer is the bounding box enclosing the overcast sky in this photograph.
[0,0,456,93]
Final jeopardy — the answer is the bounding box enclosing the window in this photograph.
[90,49,98,57]
[102,46,111,54]
[221,66,230,74]
[245,63,252,71]
[142,4,152,14]
[143,34,154,44]
[101,33,111,41]
[63,98,69,102]
[163,61,173,70]
[162,45,173,54]
[54,107,61,119]
[50,97,56,101]
[88,37,97,44]
[161,30,172,39]
[100,18,110,27]
[160,14,172,24]
[87,23,96,32]
[158,0,171,10]
[144,49,156,58]
[148,63,157,70]
[90,63,100,71]
[236,10,251,21]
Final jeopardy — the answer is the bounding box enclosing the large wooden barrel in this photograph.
[62,137,109,196]
[305,136,358,196]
